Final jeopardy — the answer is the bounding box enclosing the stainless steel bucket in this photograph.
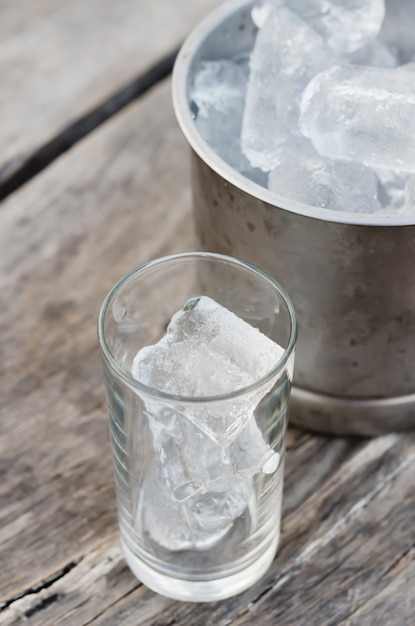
[172,0,415,435]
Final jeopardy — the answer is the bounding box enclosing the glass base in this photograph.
[121,535,279,602]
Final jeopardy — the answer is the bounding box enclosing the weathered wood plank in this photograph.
[283,434,362,517]
[0,539,141,626]
[0,0,221,187]
[342,558,415,625]
[0,433,364,625]
[233,441,415,625]
[0,76,195,604]
[104,435,412,626]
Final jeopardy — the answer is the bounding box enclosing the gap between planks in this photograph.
[0,47,178,204]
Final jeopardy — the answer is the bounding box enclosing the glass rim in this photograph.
[97,252,297,403]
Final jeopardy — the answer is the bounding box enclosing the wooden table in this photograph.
[1,2,414,624]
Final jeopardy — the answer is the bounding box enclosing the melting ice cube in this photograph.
[138,460,251,551]
[343,39,398,68]
[252,0,385,54]
[133,297,284,551]
[402,176,415,214]
[144,403,279,503]
[133,295,284,446]
[375,169,409,211]
[268,156,380,213]
[300,64,415,172]
[242,6,333,171]
[190,58,251,172]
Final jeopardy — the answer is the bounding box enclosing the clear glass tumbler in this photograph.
[98,252,297,602]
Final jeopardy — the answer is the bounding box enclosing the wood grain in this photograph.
[0,432,368,625]
[0,72,369,625]
[0,0,221,186]
[0,31,414,625]
[6,433,411,625]
[116,435,414,626]
[0,77,195,604]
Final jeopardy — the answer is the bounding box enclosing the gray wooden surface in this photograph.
[0,1,414,625]
[0,0,221,192]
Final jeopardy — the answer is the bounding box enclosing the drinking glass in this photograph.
[98,252,297,602]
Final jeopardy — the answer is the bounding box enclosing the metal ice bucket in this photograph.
[172,0,415,435]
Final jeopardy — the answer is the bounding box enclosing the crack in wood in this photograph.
[0,558,81,613]
[24,592,64,618]
[381,538,415,578]
[0,46,179,203]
